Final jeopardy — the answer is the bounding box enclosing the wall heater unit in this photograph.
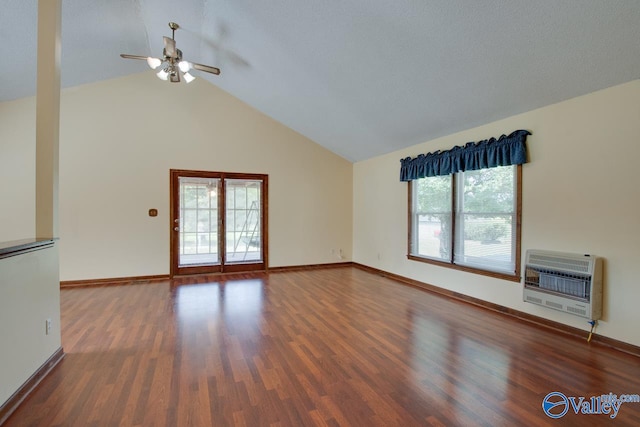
[523,250,603,320]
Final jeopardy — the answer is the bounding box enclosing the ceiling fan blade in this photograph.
[163,36,177,58]
[120,54,148,61]
[121,54,163,70]
[191,62,221,75]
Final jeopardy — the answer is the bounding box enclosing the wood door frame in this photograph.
[170,169,268,277]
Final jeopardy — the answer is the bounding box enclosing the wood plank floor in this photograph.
[4,267,640,426]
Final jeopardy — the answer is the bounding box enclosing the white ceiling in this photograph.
[3,0,640,161]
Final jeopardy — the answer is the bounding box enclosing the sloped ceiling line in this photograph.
[2,1,640,162]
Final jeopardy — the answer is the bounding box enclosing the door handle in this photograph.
[174,227,180,232]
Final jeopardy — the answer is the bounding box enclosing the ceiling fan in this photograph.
[120,22,220,83]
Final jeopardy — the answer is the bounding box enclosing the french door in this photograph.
[170,170,268,276]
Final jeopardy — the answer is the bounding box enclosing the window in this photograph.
[401,130,529,280]
[409,164,521,280]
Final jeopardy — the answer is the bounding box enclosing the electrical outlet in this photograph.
[46,318,52,335]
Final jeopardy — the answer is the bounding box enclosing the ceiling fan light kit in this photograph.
[121,21,220,84]
[146,57,162,69]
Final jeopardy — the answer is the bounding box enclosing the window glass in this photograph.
[409,165,519,277]
[454,166,516,273]
[412,175,451,261]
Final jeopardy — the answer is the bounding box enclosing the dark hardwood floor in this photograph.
[4,267,640,426]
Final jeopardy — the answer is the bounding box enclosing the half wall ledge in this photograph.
[0,239,56,260]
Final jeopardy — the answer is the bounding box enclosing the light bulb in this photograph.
[146,57,162,69]
[178,61,190,73]
[183,72,195,83]
[156,68,169,81]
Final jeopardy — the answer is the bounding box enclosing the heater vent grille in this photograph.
[525,295,542,305]
[545,300,563,310]
[567,306,587,316]
[527,253,590,274]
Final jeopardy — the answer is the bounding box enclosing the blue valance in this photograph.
[399,129,531,181]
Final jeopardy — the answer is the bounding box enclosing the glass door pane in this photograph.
[178,177,220,267]
[225,179,262,263]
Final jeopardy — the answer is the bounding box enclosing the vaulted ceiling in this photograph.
[3,0,640,161]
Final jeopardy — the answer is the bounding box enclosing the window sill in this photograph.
[407,254,521,283]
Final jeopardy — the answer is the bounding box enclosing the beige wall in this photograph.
[0,98,36,241]
[1,73,352,281]
[354,79,640,347]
